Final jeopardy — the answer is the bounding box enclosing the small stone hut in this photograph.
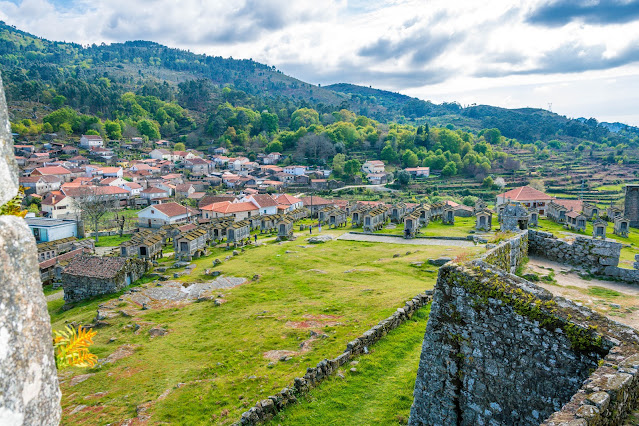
[593,218,607,239]
[614,216,630,237]
[475,209,492,231]
[499,202,530,232]
[442,205,455,225]
[61,256,148,304]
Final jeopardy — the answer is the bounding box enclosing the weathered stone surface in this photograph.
[0,73,18,205]
[307,235,332,244]
[0,216,62,425]
[427,257,452,266]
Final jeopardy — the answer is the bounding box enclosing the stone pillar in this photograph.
[624,184,639,227]
[0,72,62,424]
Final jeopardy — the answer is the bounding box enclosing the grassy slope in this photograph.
[269,306,431,426]
[50,237,479,425]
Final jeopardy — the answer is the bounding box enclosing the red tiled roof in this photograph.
[151,202,199,217]
[300,196,332,206]
[141,186,167,194]
[33,166,71,175]
[497,186,552,201]
[201,201,258,214]
[250,194,278,208]
[276,194,301,205]
[553,199,583,212]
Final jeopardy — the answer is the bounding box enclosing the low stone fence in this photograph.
[235,292,433,425]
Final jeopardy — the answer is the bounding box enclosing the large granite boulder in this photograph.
[0,72,61,425]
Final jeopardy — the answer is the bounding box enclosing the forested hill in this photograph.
[1,20,636,148]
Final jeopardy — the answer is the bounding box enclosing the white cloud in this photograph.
[2,0,639,125]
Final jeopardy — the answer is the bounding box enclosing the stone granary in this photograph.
[259,214,282,233]
[565,210,587,232]
[226,220,251,246]
[351,206,370,227]
[475,208,492,231]
[120,230,164,260]
[415,205,431,226]
[327,208,347,228]
[624,184,639,227]
[529,208,539,227]
[207,217,234,241]
[429,202,444,220]
[473,198,486,213]
[390,203,408,223]
[582,201,600,220]
[174,227,209,261]
[607,202,623,221]
[403,213,420,238]
[276,217,294,240]
[362,207,387,232]
[61,255,148,304]
[614,216,630,237]
[499,202,530,231]
[287,207,309,222]
[442,205,455,225]
[593,217,607,239]
[317,206,334,224]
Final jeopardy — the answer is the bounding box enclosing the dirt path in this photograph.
[46,290,64,302]
[527,256,639,329]
[337,232,475,247]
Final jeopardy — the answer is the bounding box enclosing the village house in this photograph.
[30,165,73,182]
[404,166,430,178]
[41,191,76,219]
[362,160,385,174]
[213,147,228,155]
[19,175,62,195]
[283,165,308,176]
[26,217,78,243]
[175,183,196,198]
[149,148,177,161]
[200,201,259,221]
[496,185,552,216]
[241,194,279,215]
[79,134,104,148]
[276,193,304,212]
[137,202,199,228]
[140,186,170,201]
[367,173,389,185]
[184,157,213,175]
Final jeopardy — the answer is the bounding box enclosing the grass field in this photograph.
[269,306,431,425]
[50,236,480,425]
[88,234,133,247]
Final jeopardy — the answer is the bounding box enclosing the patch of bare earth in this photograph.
[527,256,639,329]
[104,344,140,364]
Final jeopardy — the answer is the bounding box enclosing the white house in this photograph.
[362,160,385,174]
[26,217,77,243]
[149,149,176,161]
[404,167,430,177]
[79,135,104,148]
[122,181,143,196]
[276,194,303,211]
[140,186,170,200]
[200,201,258,221]
[283,165,308,176]
[41,191,77,219]
[137,202,199,228]
[241,194,279,215]
[19,175,63,195]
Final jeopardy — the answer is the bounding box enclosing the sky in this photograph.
[2,0,639,126]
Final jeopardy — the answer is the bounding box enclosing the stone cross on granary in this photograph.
[0,73,62,424]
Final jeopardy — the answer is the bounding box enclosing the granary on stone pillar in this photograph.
[499,202,530,232]
[529,208,539,227]
[565,211,587,232]
[362,206,387,232]
[473,198,486,213]
[582,202,600,220]
[403,213,420,238]
[350,206,369,227]
[327,208,347,228]
[614,216,630,237]
[227,220,251,245]
[276,216,294,240]
[390,202,408,223]
[174,227,209,261]
[416,204,430,226]
[475,208,492,231]
[442,205,455,225]
[607,202,623,221]
[592,218,607,239]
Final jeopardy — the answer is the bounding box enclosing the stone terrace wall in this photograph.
[236,292,432,425]
[410,231,639,426]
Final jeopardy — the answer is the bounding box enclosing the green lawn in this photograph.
[50,237,479,425]
[89,234,133,247]
[371,215,498,239]
[269,306,431,426]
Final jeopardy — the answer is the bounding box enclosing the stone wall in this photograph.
[236,292,433,425]
[0,73,62,424]
[62,257,148,304]
[410,231,639,426]
[480,230,528,273]
[527,229,639,285]
[625,185,639,228]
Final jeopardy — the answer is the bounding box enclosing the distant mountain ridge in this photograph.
[0,20,636,145]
